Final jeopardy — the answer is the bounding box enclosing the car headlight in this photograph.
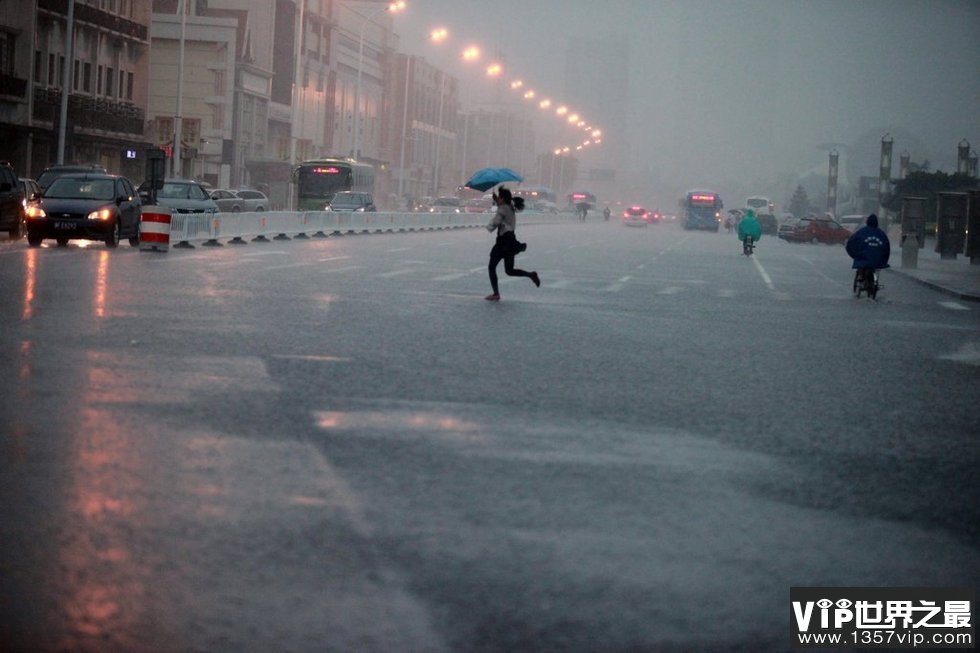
[26,206,46,219]
[87,208,113,221]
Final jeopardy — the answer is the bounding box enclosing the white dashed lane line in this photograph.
[939,301,970,311]
[752,256,776,291]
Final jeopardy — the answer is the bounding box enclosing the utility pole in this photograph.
[173,0,187,177]
[56,0,75,164]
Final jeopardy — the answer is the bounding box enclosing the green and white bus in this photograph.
[293,158,375,210]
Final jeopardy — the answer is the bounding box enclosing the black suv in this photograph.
[0,161,27,239]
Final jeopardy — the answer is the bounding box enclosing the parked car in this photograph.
[36,163,108,191]
[783,214,850,244]
[138,179,218,213]
[26,173,141,247]
[429,196,462,214]
[623,206,649,226]
[0,162,26,239]
[463,197,493,213]
[326,191,376,212]
[756,213,778,235]
[777,217,798,241]
[839,214,866,233]
[209,189,245,212]
[235,189,268,211]
[413,196,434,212]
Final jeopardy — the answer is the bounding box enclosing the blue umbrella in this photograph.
[464,167,523,192]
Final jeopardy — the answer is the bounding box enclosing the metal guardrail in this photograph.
[164,210,576,248]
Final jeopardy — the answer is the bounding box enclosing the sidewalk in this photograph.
[885,233,980,302]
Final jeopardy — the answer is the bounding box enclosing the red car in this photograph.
[784,216,850,244]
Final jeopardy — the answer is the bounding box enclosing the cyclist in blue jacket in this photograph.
[846,214,890,270]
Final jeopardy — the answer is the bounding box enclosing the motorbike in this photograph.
[742,236,755,256]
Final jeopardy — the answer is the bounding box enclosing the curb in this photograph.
[886,268,980,303]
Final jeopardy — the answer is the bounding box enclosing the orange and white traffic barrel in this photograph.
[139,206,171,252]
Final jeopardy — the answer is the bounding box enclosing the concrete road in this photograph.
[1,221,977,652]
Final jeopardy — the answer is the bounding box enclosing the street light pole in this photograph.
[56,0,75,164]
[432,70,445,196]
[351,2,404,159]
[397,54,411,203]
[288,0,306,210]
[173,0,187,177]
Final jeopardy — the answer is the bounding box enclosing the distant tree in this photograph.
[787,185,810,218]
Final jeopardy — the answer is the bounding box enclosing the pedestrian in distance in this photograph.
[485,186,540,301]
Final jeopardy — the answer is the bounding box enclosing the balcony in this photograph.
[0,74,28,100]
[33,87,145,135]
[39,0,148,42]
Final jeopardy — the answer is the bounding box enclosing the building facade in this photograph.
[0,0,152,180]
[386,53,461,207]
[148,6,237,187]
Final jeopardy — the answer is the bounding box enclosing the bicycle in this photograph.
[853,268,880,300]
[742,235,755,256]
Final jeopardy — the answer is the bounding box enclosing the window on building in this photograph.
[97,65,103,94]
[119,69,124,99]
[0,32,15,76]
[106,66,114,96]
[47,53,55,85]
[34,50,42,82]
[213,70,224,96]
[212,103,224,131]
[73,60,80,91]
[58,56,65,88]
[83,62,92,93]
[126,71,133,100]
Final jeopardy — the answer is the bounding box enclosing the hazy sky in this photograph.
[397,0,979,197]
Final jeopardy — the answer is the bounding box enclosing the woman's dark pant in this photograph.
[488,249,531,295]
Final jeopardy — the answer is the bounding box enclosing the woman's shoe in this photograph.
[484,293,500,301]
[530,271,540,287]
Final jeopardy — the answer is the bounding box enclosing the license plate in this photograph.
[54,221,77,230]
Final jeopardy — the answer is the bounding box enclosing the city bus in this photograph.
[745,195,774,215]
[568,191,597,210]
[293,158,375,210]
[682,190,724,231]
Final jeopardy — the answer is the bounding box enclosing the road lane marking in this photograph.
[318,255,351,262]
[432,266,483,281]
[939,301,970,311]
[375,269,416,278]
[619,275,632,283]
[657,286,684,295]
[273,355,353,362]
[545,279,571,289]
[718,289,737,298]
[323,265,361,273]
[266,262,316,270]
[386,247,412,252]
[752,256,776,291]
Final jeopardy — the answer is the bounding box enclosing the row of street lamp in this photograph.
[332,1,602,197]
